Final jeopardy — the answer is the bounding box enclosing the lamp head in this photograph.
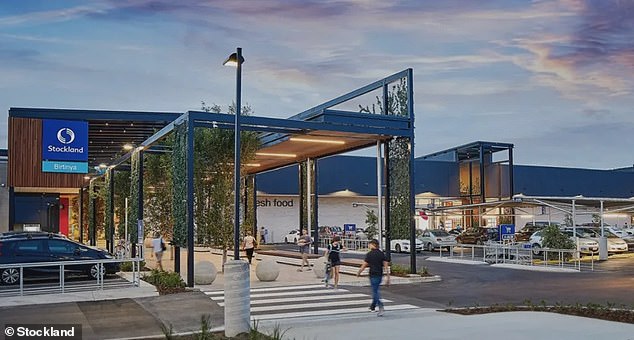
[223,52,245,67]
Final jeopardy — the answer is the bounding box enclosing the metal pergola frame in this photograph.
[98,69,418,286]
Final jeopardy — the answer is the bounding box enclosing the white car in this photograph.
[390,239,423,253]
[572,228,629,254]
[283,229,300,243]
[354,228,369,240]
[418,229,457,251]
[529,230,598,256]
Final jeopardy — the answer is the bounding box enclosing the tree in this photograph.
[364,209,378,240]
[542,224,575,260]
[194,102,260,270]
[359,78,412,240]
[144,139,174,241]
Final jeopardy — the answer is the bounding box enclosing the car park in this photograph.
[514,222,560,242]
[418,229,457,251]
[390,239,423,253]
[354,228,368,240]
[448,229,462,236]
[571,227,629,254]
[529,230,599,256]
[0,232,118,285]
[318,226,343,238]
[455,227,490,245]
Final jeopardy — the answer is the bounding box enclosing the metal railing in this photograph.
[439,242,594,271]
[318,237,370,251]
[0,257,143,296]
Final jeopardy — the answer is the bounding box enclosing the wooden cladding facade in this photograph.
[8,117,85,188]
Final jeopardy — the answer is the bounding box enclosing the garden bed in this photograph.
[444,302,634,324]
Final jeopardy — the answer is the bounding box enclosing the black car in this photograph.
[0,232,119,285]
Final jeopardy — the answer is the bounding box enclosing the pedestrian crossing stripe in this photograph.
[203,284,324,296]
[201,284,420,322]
[217,293,370,306]
[206,288,346,300]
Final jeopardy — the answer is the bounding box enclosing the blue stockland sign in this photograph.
[42,119,88,162]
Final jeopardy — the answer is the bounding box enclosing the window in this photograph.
[15,240,45,253]
[47,240,76,254]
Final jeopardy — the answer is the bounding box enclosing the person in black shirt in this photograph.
[357,239,390,316]
[325,236,346,289]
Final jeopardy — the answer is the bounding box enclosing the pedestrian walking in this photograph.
[242,230,257,264]
[357,239,390,316]
[297,229,312,271]
[260,227,267,244]
[151,231,165,271]
[325,235,346,288]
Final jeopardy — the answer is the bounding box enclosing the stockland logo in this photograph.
[57,127,75,144]
[42,119,88,162]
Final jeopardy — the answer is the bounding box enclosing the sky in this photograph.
[0,0,633,169]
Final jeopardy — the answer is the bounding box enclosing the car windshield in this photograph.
[431,230,450,237]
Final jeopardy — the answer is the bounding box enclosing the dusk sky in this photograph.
[1,0,632,169]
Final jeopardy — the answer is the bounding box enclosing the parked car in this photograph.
[318,226,343,238]
[418,229,457,251]
[283,229,301,243]
[529,230,599,256]
[354,228,368,240]
[455,227,490,245]
[448,229,463,236]
[514,222,560,242]
[571,227,629,254]
[390,239,423,253]
[0,232,118,285]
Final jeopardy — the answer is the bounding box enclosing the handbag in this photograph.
[160,239,166,251]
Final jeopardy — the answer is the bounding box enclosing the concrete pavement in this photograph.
[1,248,633,339]
[261,308,634,340]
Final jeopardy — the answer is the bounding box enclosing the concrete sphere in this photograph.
[313,256,329,278]
[255,259,280,282]
[194,261,217,285]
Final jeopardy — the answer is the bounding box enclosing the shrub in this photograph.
[541,225,575,260]
[390,264,431,277]
[120,260,146,272]
[142,269,186,295]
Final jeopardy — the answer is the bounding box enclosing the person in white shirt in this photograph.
[242,230,257,264]
[151,231,165,271]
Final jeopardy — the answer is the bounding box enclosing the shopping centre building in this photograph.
[1,69,633,246]
[2,136,634,243]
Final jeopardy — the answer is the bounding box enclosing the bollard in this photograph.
[598,236,608,261]
[224,260,250,337]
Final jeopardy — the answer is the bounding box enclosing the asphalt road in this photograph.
[272,243,634,309]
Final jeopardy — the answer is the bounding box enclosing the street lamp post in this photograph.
[224,47,244,261]
[223,48,250,338]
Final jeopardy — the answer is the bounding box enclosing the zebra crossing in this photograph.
[202,283,419,321]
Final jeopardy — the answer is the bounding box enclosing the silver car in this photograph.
[419,229,457,251]
[573,228,629,254]
[529,230,598,256]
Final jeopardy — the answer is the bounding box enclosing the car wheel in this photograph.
[395,244,401,253]
[532,244,542,256]
[89,264,106,280]
[426,243,434,251]
[1,268,20,285]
